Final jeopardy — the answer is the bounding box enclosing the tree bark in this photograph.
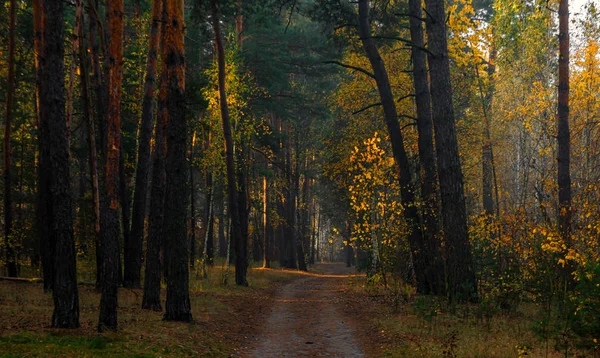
[118,146,129,286]
[163,0,193,322]
[127,0,162,288]
[190,131,197,268]
[98,0,124,331]
[77,0,100,237]
[263,157,270,268]
[4,0,17,278]
[425,0,477,300]
[141,18,167,309]
[34,0,53,292]
[212,0,248,286]
[357,0,427,291]
[408,0,445,295]
[557,0,572,282]
[40,0,80,328]
[86,0,105,289]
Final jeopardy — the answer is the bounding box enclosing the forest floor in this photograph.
[0,262,582,357]
[0,262,379,357]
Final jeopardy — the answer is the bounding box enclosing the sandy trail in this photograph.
[246,263,364,357]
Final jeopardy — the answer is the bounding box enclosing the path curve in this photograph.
[246,264,364,357]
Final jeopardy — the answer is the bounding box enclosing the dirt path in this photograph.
[245,263,364,357]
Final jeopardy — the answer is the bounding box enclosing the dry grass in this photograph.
[342,277,594,358]
[0,262,301,357]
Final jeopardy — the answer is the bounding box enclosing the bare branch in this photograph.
[352,102,382,115]
[323,60,375,79]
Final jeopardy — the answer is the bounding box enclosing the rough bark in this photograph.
[357,0,427,290]
[425,0,477,300]
[98,0,124,331]
[163,0,193,322]
[408,0,445,295]
[141,31,167,310]
[212,0,248,286]
[4,0,17,278]
[40,0,80,328]
[127,0,162,288]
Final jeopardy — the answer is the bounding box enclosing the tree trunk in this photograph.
[32,0,47,292]
[4,0,17,278]
[128,0,162,288]
[141,18,168,309]
[87,0,105,289]
[98,0,124,331]
[217,192,226,257]
[408,0,445,295]
[425,0,477,301]
[118,146,129,286]
[237,148,250,283]
[163,0,193,322]
[295,143,307,271]
[212,0,248,286]
[77,0,100,237]
[204,172,214,265]
[357,0,427,290]
[190,131,197,268]
[40,0,80,328]
[557,0,572,282]
[263,157,270,268]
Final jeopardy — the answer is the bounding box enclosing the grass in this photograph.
[343,277,595,358]
[0,260,301,357]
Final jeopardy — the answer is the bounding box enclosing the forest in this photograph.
[0,0,600,356]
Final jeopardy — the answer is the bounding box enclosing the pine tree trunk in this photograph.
[425,0,477,301]
[141,24,167,309]
[212,0,248,286]
[4,0,17,278]
[34,0,53,292]
[408,0,445,295]
[163,0,193,321]
[294,143,307,271]
[77,0,100,237]
[98,0,124,331]
[190,132,197,268]
[263,157,270,268]
[357,0,427,290]
[40,0,80,328]
[118,146,129,285]
[128,0,162,288]
[87,0,106,289]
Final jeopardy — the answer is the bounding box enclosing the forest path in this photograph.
[245,263,364,357]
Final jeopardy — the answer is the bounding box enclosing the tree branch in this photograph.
[352,102,382,115]
[323,60,375,79]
